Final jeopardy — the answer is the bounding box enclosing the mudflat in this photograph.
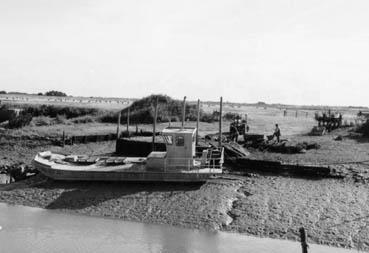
[1,102,368,251]
[1,173,369,251]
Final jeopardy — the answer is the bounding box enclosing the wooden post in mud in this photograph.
[299,227,308,253]
[116,111,121,140]
[219,96,223,148]
[182,96,186,129]
[196,99,200,146]
[126,106,130,137]
[152,96,158,151]
[62,131,65,147]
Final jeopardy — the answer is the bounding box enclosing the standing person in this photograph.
[273,124,281,142]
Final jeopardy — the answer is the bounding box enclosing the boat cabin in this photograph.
[147,127,222,171]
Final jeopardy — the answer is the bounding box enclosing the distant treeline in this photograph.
[0,90,67,97]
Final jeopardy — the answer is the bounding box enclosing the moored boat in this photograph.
[33,127,224,182]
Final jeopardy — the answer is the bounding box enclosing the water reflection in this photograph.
[0,203,363,253]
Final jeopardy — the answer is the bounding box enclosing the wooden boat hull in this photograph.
[33,153,222,182]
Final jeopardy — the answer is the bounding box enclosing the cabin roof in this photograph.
[162,127,196,135]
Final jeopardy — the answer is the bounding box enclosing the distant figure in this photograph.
[273,124,281,142]
[230,122,239,142]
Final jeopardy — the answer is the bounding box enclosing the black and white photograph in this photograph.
[0,0,368,252]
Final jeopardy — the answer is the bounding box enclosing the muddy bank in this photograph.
[1,174,368,251]
[0,175,241,231]
[225,176,369,250]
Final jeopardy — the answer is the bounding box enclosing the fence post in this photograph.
[299,227,308,253]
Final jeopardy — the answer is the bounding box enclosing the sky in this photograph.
[0,0,368,106]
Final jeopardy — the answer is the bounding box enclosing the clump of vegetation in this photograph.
[55,114,69,124]
[71,115,96,124]
[99,94,220,124]
[0,90,6,94]
[44,90,67,97]
[20,104,100,119]
[31,116,54,126]
[8,112,33,129]
[357,120,369,137]
[223,112,241,121]
[1,103,101,128]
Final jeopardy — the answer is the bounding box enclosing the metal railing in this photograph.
[162,150,224,173]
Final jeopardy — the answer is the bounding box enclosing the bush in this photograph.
[31,116,53,126]
[200,112,217,123]
[45,90,67,97]
[98,111,118,123]
[20,104,99,119]
[358,120,369,136]
[0,91,6,94]
[8,113,33,128]
[71,115,96,124]
[55,114,68,124]
[223,112,240,121]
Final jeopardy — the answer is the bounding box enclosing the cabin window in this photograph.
[175,136,185,146]
[163,135,173,145]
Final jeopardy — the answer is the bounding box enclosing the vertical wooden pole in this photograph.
[196,99,200,146]
[62,131,65,147]
[116,111,121,140]
[299,227,308,253]
[126,106,130,137]
[182,96,186,129]
[219,97,223,148]
[152,96,158,151]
